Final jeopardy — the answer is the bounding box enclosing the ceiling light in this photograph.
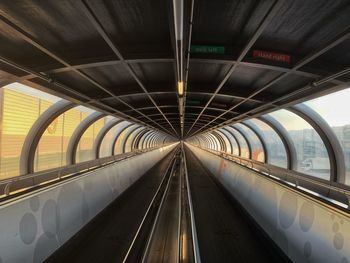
[178,81,184,96]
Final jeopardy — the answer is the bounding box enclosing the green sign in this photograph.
[190,45,225,54]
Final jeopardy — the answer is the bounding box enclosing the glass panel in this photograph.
[139,131,153,149]
[209,133,221,151]
[114,125,140,155]
[205,134,215,150]
[99,121,131,157]
[303,88,350,184]
[76,116,113,163]
[198,135,207,148]
[144,133,155,149]
[218,128,239,155]
[124,127,144,152]
[0,83,61,178]
[245,119,288,168]
[216,130,231,154]
[233,123,264,162]
[267,109,330,180]
[226,126,250,158]
[34,106,91,172]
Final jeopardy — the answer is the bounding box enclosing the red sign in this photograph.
[253,50,291,63]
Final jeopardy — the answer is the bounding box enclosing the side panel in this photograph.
[0,144,177,263]
[187,144,350,263]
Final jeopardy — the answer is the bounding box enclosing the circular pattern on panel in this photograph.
[33,234,59,263]
[19,213,37,244]
[251,177,278,233]
[333,233,344,250]
[331,214,345,251]
[41,199,58,238]
[29,196,40,212]
[303,241,312,258]
[56,182,88,242]
[299,201,315,232]
[279,190,298,229]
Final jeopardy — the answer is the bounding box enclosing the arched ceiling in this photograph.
[0,0,349,138]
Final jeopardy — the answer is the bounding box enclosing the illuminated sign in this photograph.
[190,45,225,54]
[253,50,291,63]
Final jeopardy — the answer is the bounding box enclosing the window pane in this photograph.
[304,88,350,184]
[209,133,221,151]
[245,119,288,168]
[76,116,113,163]
[99,121,130,158]
[124,127,144,152]
[34,106,91,172]
[267,109,330,180]
[140,131,152,149]
[226,126,250,158]
[216,130,232,153]
[142,132,151,149]
[0,83,60,178]
[218,128,239,155]
[233,123,264,162]
[114,125,140,155]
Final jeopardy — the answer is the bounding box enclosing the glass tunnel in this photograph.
[0,1,349,263]
[187,87,350,187]
[0,83,175,181]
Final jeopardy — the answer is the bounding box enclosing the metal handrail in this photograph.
[0,144,172,198]
[122,148,178,263]
[182,144,202,263]
[140,153,177,263]
[196,146,350,209]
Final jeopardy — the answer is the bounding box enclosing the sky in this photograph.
[305,88,350,127]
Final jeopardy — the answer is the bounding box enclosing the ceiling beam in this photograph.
[185,0,284,136]
[0,12,172,136]
[191,29,350,137]
[80,0,179,138]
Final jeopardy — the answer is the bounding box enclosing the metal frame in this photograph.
[123,126,145,153]
[240,122,268,163]
[222,127,241,156]
[148,133,158,149]
[186,0,283,136]
[0,14,169,138]
[230,125,252,159]
[148,133,159,148]
[145,132,155,149]
[80,0,179,137]
[132,128,150,150]
[211,131,226,152]
[207,133,219,151]
[215,130,233,154]
[66,112,106,165]
[153,134,160,147]
[201,134,211,149]
[93,119,123,159]
[139,131,150,149]
[288,105,346,183]
[258,116,297,170]
[143,131,156,150]
[198,134,209,149]
[147,133,156,148]
[191,30,350,137]
[111,123,135,156]
[20,100,75,174]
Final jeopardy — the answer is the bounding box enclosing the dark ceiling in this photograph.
[0,0,349,138]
